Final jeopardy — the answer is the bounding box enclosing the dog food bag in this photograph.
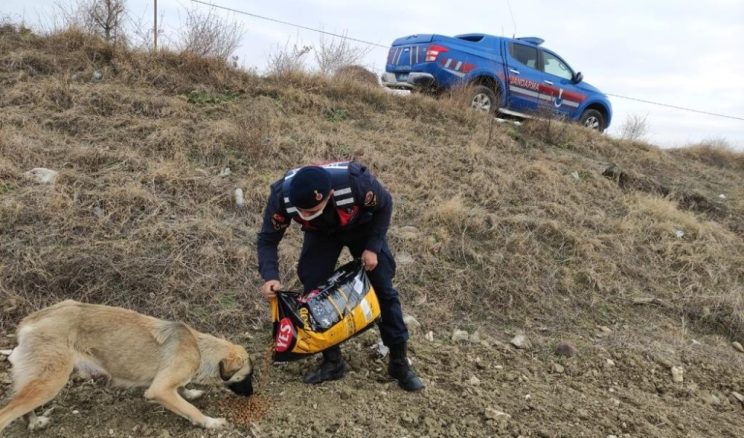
[271,260,380,361]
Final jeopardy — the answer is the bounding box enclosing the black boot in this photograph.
[388,343,425,391]
[303,345,346,384]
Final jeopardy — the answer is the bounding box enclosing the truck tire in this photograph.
[469,85,498,114]
[579,109,605,132]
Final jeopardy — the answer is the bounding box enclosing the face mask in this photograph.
[298,208,324,221]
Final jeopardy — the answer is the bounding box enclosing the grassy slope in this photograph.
[2,25,744,438]
[2,27,743,340]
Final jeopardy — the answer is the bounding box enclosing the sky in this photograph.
[4,0,743,149]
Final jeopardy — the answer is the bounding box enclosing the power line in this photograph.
[192,0,743,123]
[606,93,744,122]
[190,0,389,49]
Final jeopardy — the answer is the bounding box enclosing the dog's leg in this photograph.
[0,362,72,433]
[178,387,205,401]
[145,376,226,429]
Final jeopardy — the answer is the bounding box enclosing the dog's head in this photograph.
[219,345,253,397]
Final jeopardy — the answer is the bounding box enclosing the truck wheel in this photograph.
[579,109,605,132]
[469,85,498,114]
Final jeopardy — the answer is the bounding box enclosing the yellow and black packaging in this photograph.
[272,260,381,361]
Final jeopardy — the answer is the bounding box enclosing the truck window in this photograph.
[510,43,538,69]
[542,52,573,80]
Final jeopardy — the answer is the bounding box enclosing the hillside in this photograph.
[1,25,743,437]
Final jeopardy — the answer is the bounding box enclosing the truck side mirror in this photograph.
[573,72,583,84]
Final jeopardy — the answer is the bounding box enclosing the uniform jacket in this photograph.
[257,161,392,281]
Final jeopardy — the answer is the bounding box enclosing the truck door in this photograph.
[504,42,542,112]
[536,50,586,120]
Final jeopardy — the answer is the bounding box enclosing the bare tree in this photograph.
[123,5,162,51]
[266,39,313,76]
[178,6,244,59]
[619,113,649,142]
[50,0,127,44]
[314,33,371,76]
[86,0,126,43]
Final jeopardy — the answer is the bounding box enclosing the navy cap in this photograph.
[288,166,332,208]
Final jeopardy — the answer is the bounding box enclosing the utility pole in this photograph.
[153,0,158,52]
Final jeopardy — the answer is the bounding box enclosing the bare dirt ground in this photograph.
[2,307,743,438]
[2,25,744,438]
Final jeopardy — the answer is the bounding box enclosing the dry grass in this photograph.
[2,25,744,345]
[669,140,744,172]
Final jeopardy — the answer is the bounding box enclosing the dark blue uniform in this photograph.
[257,162,408,347]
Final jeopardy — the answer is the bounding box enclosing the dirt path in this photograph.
[2,318,743,438]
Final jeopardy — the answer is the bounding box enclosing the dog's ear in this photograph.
[219,359,237,381]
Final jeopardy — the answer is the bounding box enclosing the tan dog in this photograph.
[0,300,253,433]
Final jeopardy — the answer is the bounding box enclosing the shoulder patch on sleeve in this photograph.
[271,213,289,230]
[363,190,377,207]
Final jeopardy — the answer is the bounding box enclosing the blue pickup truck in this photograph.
[381,34,612,132]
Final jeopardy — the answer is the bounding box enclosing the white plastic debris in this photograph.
[452,329,470,343]
[719,194,726,199]
[219,167,232,177]
[571,171,580,180]
[371,339,389,358]
[674,229,685,239]
[671,366,684,383]
[24,168,58,184]
[234,188,245,208]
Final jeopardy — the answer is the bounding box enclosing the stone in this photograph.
[552,363,565,374]
[219,167,232,177]
[474,357,487,370]
[732,342,744,353]
[671,366,684,383]
[605,359,615,368]
[396,226,420,240]
[397,252,414,265]
[24,168,58,184]
[554,342,577,357]
[468,375,481,386]
[424,331,434,342]
[469,331,481,344]
[92,205,105,218]
[403,314,421,332]
[596,326,612,337]
[510,334,531,349]
[731,391,744,404]
[703,392,721,405]
[452,329,469,343]
[234,188,245,207]
[484,408,511,422]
